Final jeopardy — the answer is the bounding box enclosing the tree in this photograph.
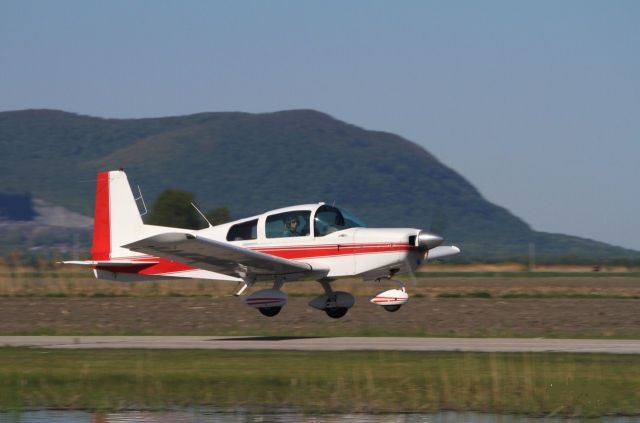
[146,189,203,229]
[206,207,231,226]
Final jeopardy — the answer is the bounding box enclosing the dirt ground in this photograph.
[2,276,640,338]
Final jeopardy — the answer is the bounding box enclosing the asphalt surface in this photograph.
[1,336,640,354]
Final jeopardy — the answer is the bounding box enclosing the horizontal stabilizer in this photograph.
[427,245,461,261]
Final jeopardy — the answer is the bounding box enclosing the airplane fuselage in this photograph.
[97,202,423,283]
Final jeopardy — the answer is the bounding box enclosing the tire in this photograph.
[383,304,402,312]
[258,306,282,317]
[325,307,348,319]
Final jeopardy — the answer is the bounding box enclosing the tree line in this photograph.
[146,189,231,229]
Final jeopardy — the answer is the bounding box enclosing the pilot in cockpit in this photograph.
[284,216,301,237]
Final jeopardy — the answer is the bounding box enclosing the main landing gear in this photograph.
[308,279,355,319]
[240,278,287,317]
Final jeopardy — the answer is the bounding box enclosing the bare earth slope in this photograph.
[2,276,639,338]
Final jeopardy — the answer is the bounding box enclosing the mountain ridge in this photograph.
[1,108,637,262]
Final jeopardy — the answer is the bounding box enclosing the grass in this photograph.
[0,275,234,298]
[438,291,493,298]
[414,271,640,278]
[0,348,639,417]
[436,291,640,299]
[498,292,640,299]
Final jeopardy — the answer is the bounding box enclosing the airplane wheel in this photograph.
[383,304,402,312]
[258,306,282,317]
[325,307,348,319]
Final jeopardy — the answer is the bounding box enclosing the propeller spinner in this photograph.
[415,230,460,261]
[415,231,444,251]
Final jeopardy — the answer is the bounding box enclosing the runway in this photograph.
[1,336,640,354]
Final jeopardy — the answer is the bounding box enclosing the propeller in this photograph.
[403,256,420,287]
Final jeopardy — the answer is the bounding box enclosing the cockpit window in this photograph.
[314,205,365,237]
[226,219,258,241]
[266,211,311,238]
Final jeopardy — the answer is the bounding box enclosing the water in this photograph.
[1,410,639,423]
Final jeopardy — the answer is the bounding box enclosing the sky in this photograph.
[1,1,639,250]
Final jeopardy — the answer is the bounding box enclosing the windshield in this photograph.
[314,205,365,237]
[340,207,366,228]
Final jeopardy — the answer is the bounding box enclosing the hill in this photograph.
[0,109,637,262]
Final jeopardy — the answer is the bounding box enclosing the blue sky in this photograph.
[1,1,639,250]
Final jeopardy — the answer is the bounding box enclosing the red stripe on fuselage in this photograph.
[91,172,111,260]
[253,243,413,260]
[101,243,413,276]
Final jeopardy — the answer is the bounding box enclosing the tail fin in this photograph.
[91,170,144,260]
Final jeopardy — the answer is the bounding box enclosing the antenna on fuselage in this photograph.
[191,202,213,228]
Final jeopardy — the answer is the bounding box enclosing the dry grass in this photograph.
[0,275,233,298]
[1,271,640,299]
[424,262,640,273]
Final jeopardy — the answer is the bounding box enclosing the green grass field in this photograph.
[1,348,639,417]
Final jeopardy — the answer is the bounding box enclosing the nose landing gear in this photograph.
[370,279,409,312]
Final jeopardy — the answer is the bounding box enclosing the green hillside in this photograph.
[0,109,637,262]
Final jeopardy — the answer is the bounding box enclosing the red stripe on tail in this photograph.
[91,172,111,260]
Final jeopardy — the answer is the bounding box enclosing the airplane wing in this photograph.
[123,233,314,278]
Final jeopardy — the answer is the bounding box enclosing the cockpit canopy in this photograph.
[225,204,366,241]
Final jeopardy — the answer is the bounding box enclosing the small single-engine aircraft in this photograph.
[65,170,460,318]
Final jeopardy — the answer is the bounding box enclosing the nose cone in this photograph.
[416,231,444,250]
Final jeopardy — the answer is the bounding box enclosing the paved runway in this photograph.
[1,336,640,353]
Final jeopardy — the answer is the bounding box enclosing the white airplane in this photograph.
[65,170,460,318]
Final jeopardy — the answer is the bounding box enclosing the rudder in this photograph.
[91,170,144,260]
